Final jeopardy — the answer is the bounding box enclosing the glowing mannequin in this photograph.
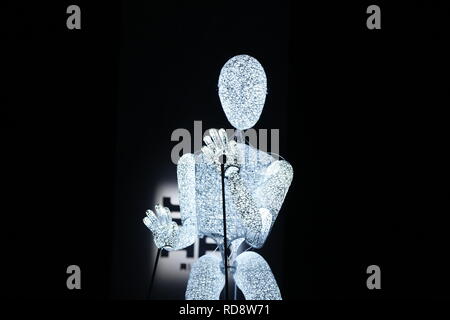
[143,55,293,300]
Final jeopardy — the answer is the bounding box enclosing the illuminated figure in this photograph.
[143,55,293,300]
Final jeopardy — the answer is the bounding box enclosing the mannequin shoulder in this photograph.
[177,153,195,166]
[265,159,293,182]
[177,153,196,177]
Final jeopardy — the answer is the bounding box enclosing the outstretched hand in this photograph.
[143,204,178,249]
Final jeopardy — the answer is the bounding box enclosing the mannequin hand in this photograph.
[201,128,241,173]
[143,205,178,249]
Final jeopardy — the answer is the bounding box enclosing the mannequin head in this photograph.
[218,55,267,130]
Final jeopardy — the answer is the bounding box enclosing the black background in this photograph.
[2,0,449,301]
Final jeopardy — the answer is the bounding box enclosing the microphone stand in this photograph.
[220,155,229,300]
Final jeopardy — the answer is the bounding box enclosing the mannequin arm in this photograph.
[226,160,293,248]
[143,153,197,251]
